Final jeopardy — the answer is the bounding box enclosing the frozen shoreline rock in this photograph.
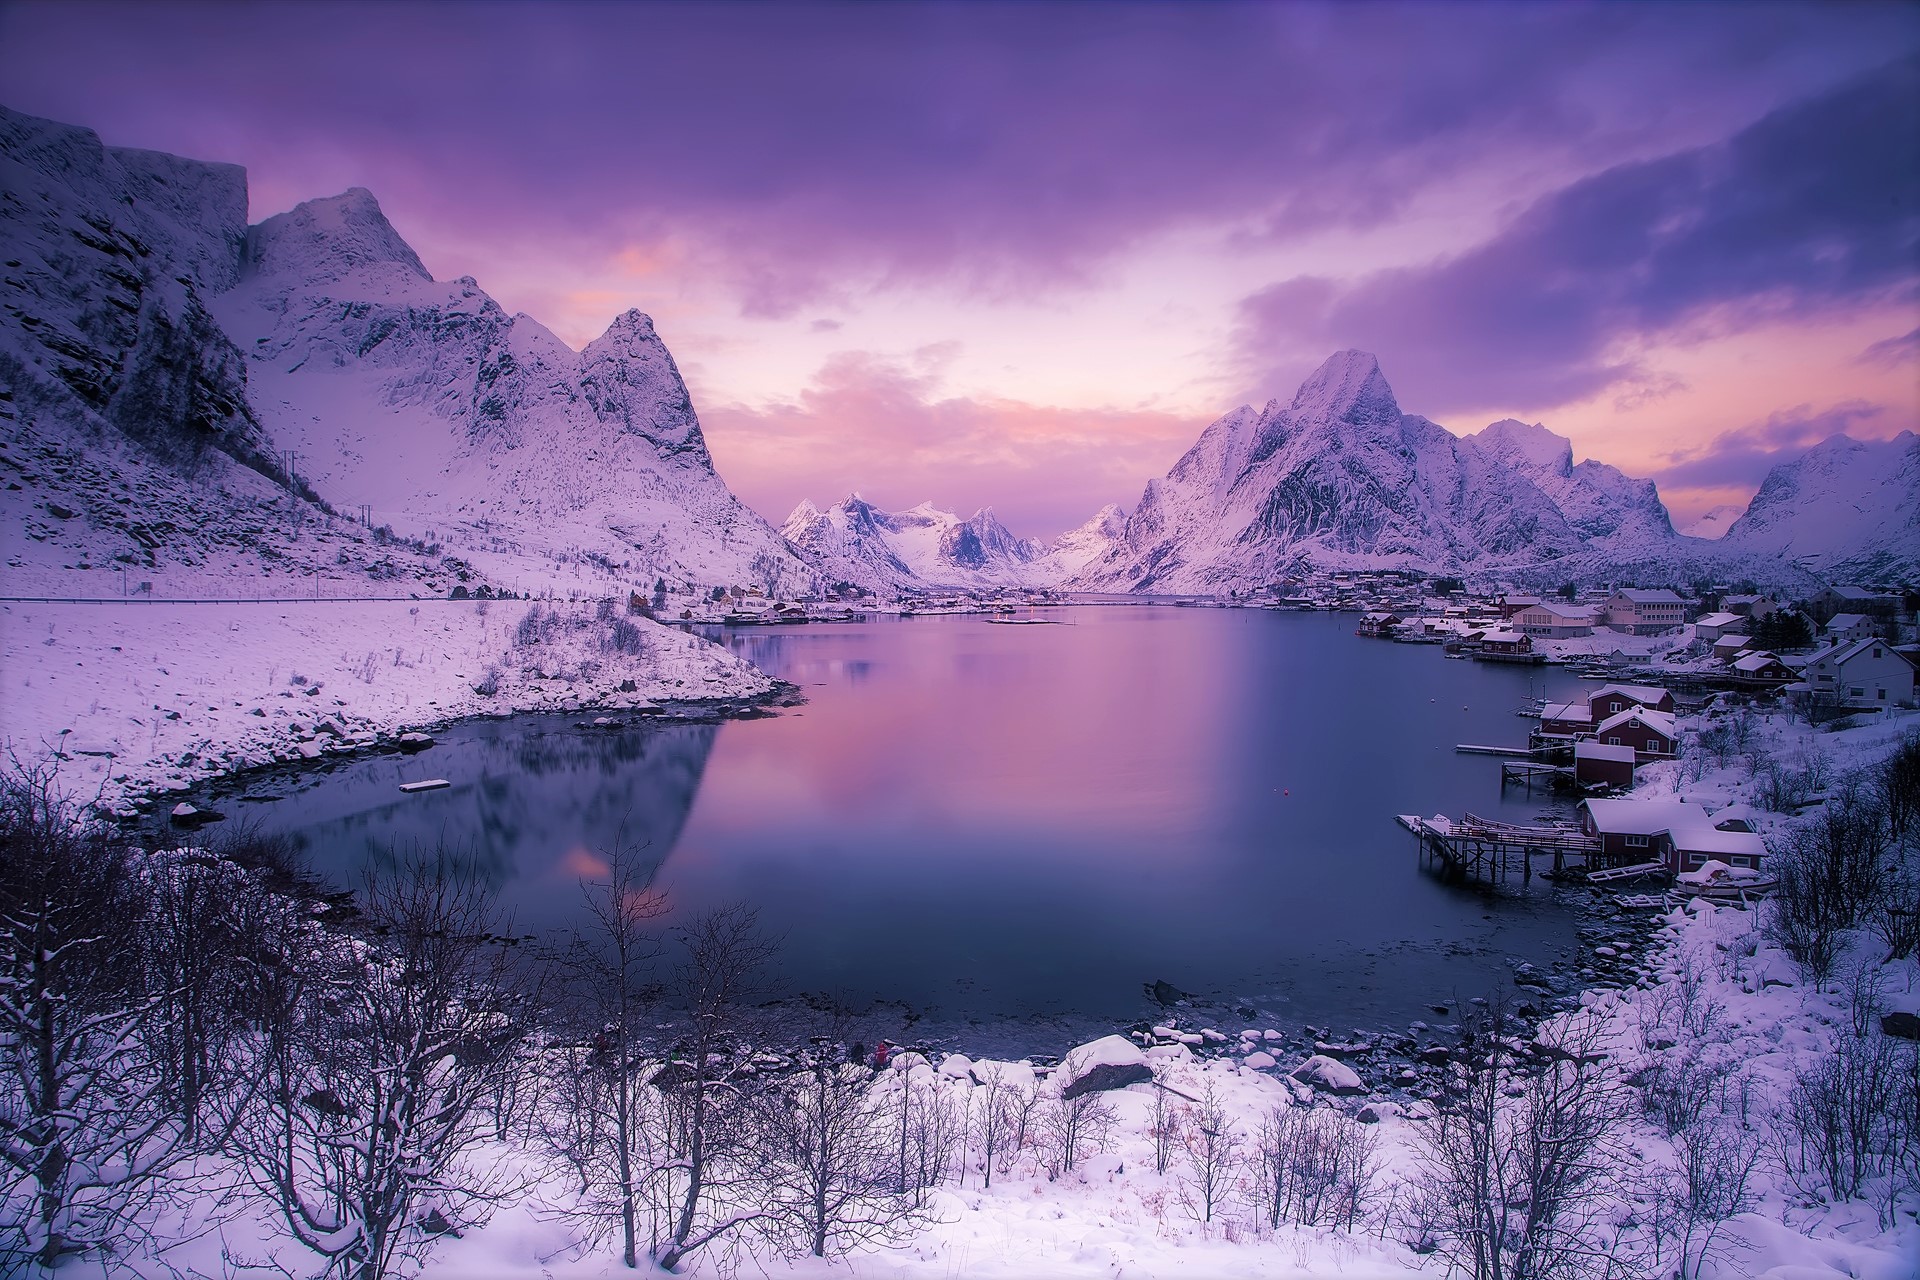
[1058,1034,1152,1099]
[1289,1053,1364,1095]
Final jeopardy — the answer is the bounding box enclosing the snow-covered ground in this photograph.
[0,598,775,811]
[27,671,1915,1279]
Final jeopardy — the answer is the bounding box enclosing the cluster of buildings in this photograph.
[1534,683,1679,792]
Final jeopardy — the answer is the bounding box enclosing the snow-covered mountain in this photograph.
[777,495,1132,592]
[1463,419,1676,552]
[1716,432,1920,581]
[1,105,811,598]
[1682,505,1745,540]
[1071,351,1639,591]
[781,496,1072,590]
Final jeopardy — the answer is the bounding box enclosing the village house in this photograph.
[1730,650,1796,685]
[1800,638,1918,709]
[1572,740,1635,790]
[1712,633,1755,663]
[1515,600,1596,638]
[1592,706,1678,760]
[1692,611,1743,643]
[1579,799,1766,873]
[1605,588,1689,635]
[1812,584,1902,622]
[1496,595,1542,619]
[1539,701,1592,737]
[1586,683,1675,719]
[1824,613,1882,644]
[1477,629,1533,655]
[1721,593,1776,620]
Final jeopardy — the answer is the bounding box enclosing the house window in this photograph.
[1607,736,1621,746]
[1851,687,1864,698]
[1879,689,1888,701]
[1624,834,1649,848]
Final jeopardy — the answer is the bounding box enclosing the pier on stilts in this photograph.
[1397,812,1601,884]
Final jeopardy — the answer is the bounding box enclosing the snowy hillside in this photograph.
[1,105,814,602]
[1070,351,1647,591]
[780,495,1108,591]
[212,187,812,594]
[1065,353,1863,593]
[1717,432,1920,581]
[1682,504,1745,540]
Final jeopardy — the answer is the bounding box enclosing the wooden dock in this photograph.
[1398,812,1601,884]
[1500,761,1568,789]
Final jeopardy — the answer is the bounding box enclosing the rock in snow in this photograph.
[1057,1034,1153,1098]
[1288,1053,1364,1095]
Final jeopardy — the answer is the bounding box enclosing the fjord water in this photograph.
[247,607,1596,1051]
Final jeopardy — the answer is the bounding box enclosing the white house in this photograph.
[1825,613,1881,644]
[1801,638,1917,709]
[1605,588,1688,635]
[1712,633,1754,663]
[1515,601,1596,638]
[1692,611,1742,642]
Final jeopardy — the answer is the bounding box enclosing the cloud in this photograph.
[1652,400,1887,491]
[1858,326,1920,369]
[1231,56,1920,415]
[808,318,844,333]
[4,3,1912,320]
[702,349,1197,537]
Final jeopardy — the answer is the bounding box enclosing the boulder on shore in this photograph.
[1058,1035,1152,1099]
[1289,1054,1364,1095]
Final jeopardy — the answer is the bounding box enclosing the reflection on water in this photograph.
[243,608,1600,1053]
[250,719,716,900]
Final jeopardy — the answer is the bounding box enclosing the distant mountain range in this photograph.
[781,496,1123,591]
[2,104,1911,600]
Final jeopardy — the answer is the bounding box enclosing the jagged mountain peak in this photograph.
[243,187,431,288]
[1289,349,1398,424]
[1471,419,1575,477]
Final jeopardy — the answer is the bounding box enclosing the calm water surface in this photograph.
[234,607,1600,1052]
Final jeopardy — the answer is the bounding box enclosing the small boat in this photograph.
[398,779,450,794]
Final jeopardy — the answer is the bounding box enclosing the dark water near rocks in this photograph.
[226,607,1604,1054]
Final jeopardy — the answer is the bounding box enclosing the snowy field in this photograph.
[0,598,775,810]
[4,604,1914,1278]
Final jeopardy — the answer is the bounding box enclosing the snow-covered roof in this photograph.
[1711,802,1758,830]
[1712,634,1751,648]
[1672,825,1766,858]
[1694,612,1741,628]
[1613,588,1685,604]
[1520,601,1593,620]
[1826,613,1872,630]
[1542,702,1590,722]
[1574,741,1636,763]
[1587,683,1669,706]
[1594,707,1676,739]
[1812,637,1910,669]
[1731,651,1787,673]
[1583,798,1707,836]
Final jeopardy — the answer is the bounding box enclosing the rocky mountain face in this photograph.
[1682,505,1746,540]
[781,495,1115,591]
[1071,351,1628,591]
[2,105,811,598]
[1717,432,1920,581]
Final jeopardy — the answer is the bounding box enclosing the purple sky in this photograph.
[4,1,1916,536]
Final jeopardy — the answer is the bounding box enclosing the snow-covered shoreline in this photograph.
[0,597,780,813]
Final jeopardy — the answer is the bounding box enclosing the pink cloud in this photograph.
[703,350,1199,537]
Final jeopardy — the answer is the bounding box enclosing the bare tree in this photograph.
[755,1054,922,1259]
[1040,1087,1116,1179]
[235,850,535,1280]
[1147,1071,1177,1177]
[543,844,668,1268]
[1779,1024,1898,1204]
[1655,1077,1764,1280]
[655,903,780,1272]
[1175,1078,1240,1225]
[0,762,209,1272]
[1410,1000,1632,1280]
[1251,1103,1380,1231]
[968,1061,1022,1189]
